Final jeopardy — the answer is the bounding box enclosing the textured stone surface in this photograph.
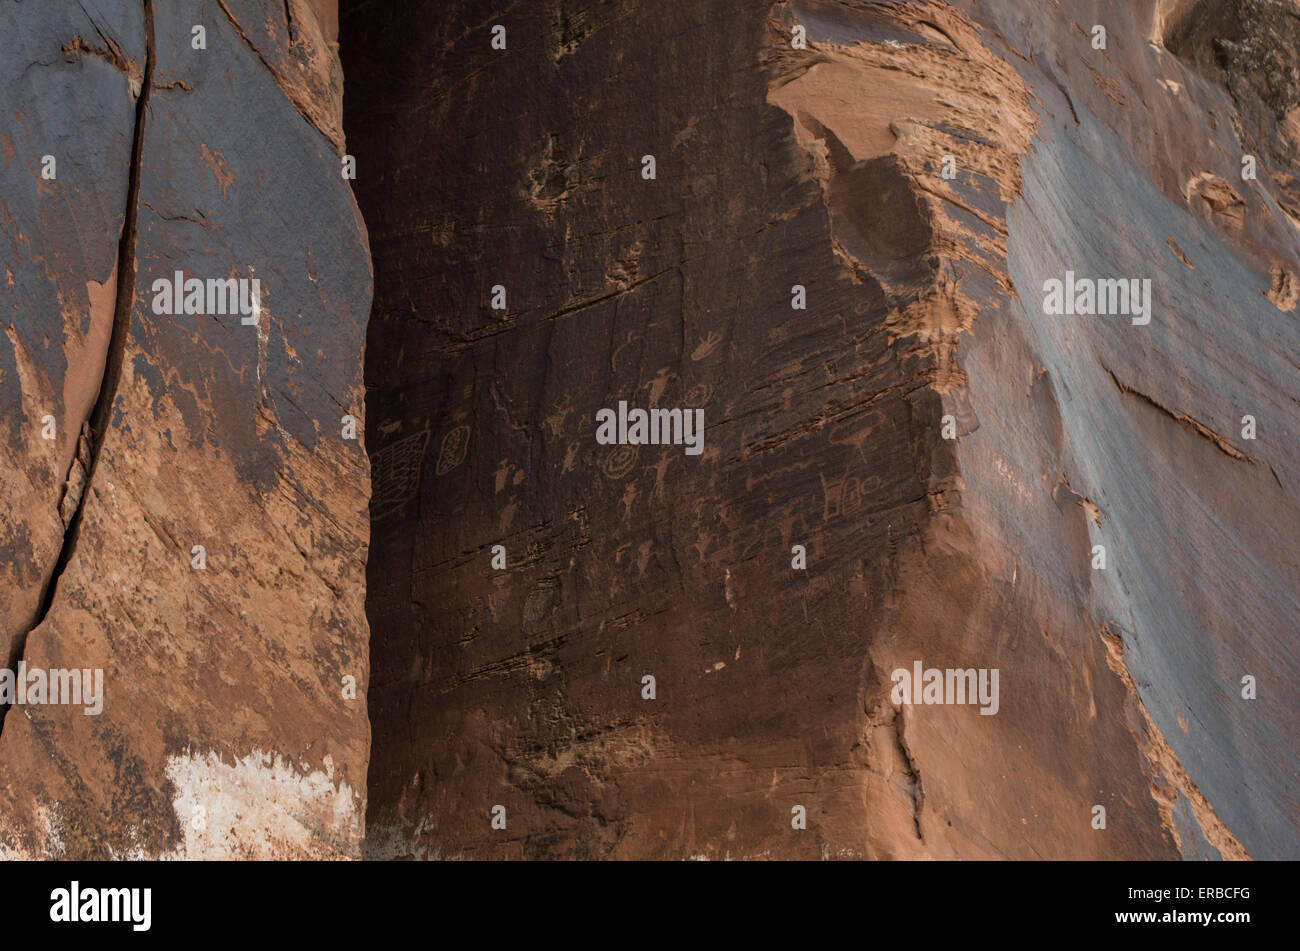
[0,0,142,705]
[0,0,371,858]
[2,0,1295,862]
[344,0,1298,859]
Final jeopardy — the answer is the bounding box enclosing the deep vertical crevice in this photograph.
[0,0,155,735]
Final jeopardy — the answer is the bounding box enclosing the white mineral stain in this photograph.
[164,748,361,859]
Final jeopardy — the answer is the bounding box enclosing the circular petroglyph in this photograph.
[599,442,639,479]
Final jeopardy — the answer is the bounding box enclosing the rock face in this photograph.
[0,0,371,858]
[344,0,1298,859]
[2,0,1294,861]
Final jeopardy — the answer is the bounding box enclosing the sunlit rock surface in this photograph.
[0,0,370,859]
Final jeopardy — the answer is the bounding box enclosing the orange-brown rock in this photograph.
[4,0,1295,862]
[0,0,371,858]
[344,0,1298,859]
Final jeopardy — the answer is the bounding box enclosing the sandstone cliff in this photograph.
[344,0,1298,859]
[0,0,370,858]
[1,0,1294,861]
